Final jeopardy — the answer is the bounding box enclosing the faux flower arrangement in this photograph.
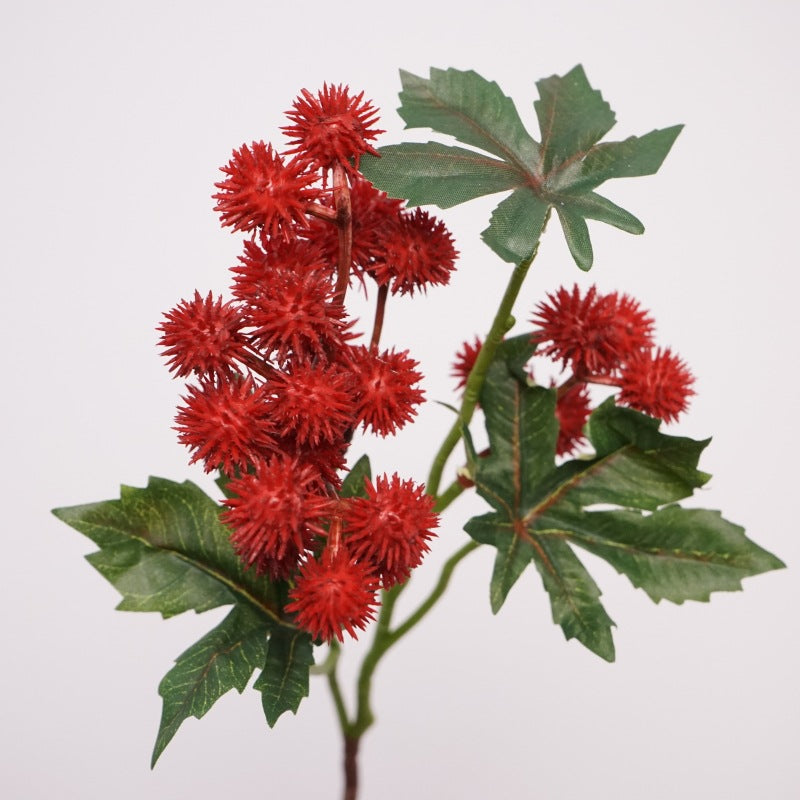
[53,66,783,800]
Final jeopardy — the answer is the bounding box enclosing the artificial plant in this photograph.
[53,65,783,800]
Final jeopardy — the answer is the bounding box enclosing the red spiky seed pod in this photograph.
[267,362,356,446]
[617,347,695,423]
[230,238,332,303]
[282,84,384,173]
[222,455,331,578]
[158,291,248,380]
[213,141,320,240]
[174,377,275,473]
[342,474,438,588]
[555,383,591,456]
[370,208,458,296]
[348,346,425,437]
[531,284,655,375]
[452,337,483,391]
[247,267,352,363]
[286,549,379,642]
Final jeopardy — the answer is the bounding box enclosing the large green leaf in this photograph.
[463,341,784,661]
[361,65,681,268]
[254,628,315,727]
[151,604,270,766]
[52,477,284,621]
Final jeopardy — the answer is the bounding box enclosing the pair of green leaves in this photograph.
[360,65,682,268]
[463,337,784,661]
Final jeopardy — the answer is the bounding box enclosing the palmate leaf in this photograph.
[463,340,784,661]
[53,477,315,762]
[360,65,682,268]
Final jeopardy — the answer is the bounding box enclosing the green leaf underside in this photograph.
[151,604,269,766]
[52,477,284,621]
[481,188,549,265]
[555,205,593,271]
[463,341,784,660]
[254,628,314,727]
[362,65,681,267]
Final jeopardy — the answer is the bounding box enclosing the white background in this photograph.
[3,1,798,798]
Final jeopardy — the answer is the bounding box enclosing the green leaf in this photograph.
[397,67,540,167]
[563,192,644,235]
[254,628,314,727]
[151,604,269,766]
[561,125,684,194]
[481,188,550,265]
[464,512,532,613]
[534,65,616,175]
[360,143,522,208]
[463,343,784,660]
[52,477,284,622]
[555,204,593,271]
[535,506,785,604]
[340,454,371,499]
[363,65,681,268]
[529,536,615,661]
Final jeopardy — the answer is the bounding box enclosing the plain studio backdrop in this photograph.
[3,1,797,798]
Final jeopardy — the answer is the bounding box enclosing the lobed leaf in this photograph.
[463,341,784,660]
[364,65,682,268]
[52,477,284,621]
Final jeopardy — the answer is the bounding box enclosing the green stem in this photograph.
[325,641,350,733]
[347,585,401,737]
[433,478,465,514]
[426,244,542,498]
[388,541,479,642]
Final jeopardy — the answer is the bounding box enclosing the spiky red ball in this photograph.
[222,455,330,578]
[158,291,247,380]
[617,347,695,423]
[174,377,275,473]
[452,337,483,391]
[267,362,356,446]
[342,474,438,588]
[283,84,384,172]
[247,267,351,363]
[349,347,425,436]
[371,208,458,295]
[230,238,331,303]
[213,142,319,240]
[531,284,655,375]
[286,549,379,642]
[555,383,591,456]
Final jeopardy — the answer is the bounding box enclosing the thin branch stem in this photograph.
[433,478,465,513]
[332,163,352,303]
[369,284,389,353]
[388,541,479,642]
[325,641,350,733]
